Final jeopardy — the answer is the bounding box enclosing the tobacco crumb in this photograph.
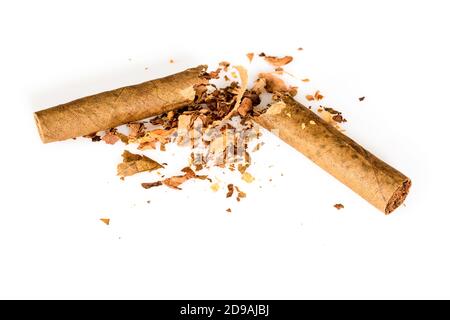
[306,95,315,101]
[91,135,101,142]
[334,203,344,210]
[297,47,303,51]
[332,114,347,123]
[241,172,255,183]
[210,183,220,192]
[246,53,254,62]
[100,218,110,225]
[226,208,232,213]
[359,96,365,101]
[259,52,266,57]
[226,184,234,198]
[302,78,310,82]
[169,59,174,63]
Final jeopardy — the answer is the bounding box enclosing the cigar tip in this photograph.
[385,179,411,214]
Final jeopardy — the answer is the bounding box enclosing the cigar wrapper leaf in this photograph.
[253,95,411,214]
[34,65,208,143]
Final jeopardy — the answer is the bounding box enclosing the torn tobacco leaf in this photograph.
[263,55,293,67]
[117,150,163,178]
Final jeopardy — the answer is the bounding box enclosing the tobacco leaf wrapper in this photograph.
[253,95,411,214]
[34,65,208,143]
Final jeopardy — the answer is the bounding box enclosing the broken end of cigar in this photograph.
[33,111,49,144]
[385,179,412,214]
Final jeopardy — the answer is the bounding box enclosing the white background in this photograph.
[1,0,449,299]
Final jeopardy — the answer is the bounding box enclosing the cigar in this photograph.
[253,95,411,214]
[34,65,208,143]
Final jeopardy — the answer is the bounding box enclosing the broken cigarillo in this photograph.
[34,65,208,143]
[253,95,411,214]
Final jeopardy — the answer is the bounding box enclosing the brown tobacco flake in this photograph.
[226,208,232,213]
[169,59,174,63]
[91,135,102,142]
[102,131,120,145]
[128,123,145,139]
[100,218,110,225]
[297,47,303,51]
[141,181,163,189]
[306,91,324,101]
[263,55,293,67]
[246,53,254,62]
[314,90,324,100]
[359,96,365,101]
[226,184,234,198]
[302,78,310,82]
[259,52,266,57]
[237,97,253,117]
[334,203,344,210]
[117,150,163,178]
[323,107,340,114]
[235,186,246,201]
[332,114,347,123]
[208,68,222,79]
[252,142,264,152]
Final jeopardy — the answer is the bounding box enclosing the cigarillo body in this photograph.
[254,95,411,214]
[34,65,208,143]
